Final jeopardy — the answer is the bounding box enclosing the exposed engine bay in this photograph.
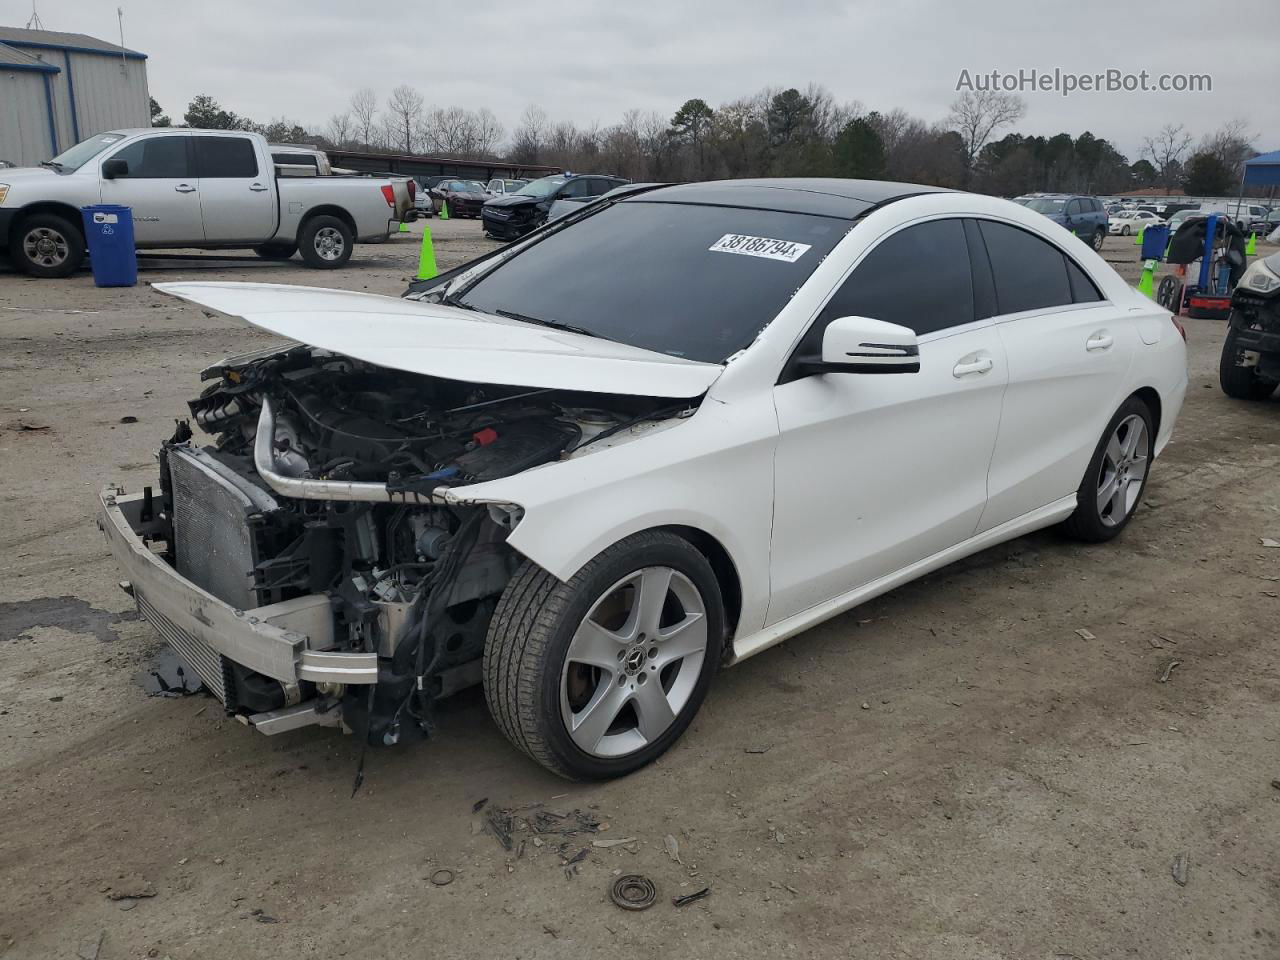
[145,343,688,744]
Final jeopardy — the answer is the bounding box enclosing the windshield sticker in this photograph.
[709,234,812,263]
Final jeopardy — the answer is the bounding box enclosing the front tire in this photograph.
[483,530,724,780]
[1220,325,1278,401]
[1121,225,1131,236]
[298,215,352,269]
[11,213,85,278]
[1061,397,1154,543]
[1091,228,1105,251]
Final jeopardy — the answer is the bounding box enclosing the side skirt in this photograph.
[729,494,1078,664]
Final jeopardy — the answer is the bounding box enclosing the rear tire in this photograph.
[1061,397,1154,543]
[1121,225,1131,236]
[253,243,296,261]
[1091,228,1105,251]
[11,212,84,278]
[298,215,352,269]
[483,531,724,781]
[1219,326,1278,401]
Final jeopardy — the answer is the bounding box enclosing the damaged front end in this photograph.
[99,342,684,743]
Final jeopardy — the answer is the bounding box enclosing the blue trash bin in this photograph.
[80,204,137,287]
[1140,224,1170,261]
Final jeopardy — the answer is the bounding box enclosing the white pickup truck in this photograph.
[0,128,416,277]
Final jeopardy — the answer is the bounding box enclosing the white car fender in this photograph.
[447,393,781,640]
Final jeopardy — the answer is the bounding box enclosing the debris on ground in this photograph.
[1260,538,1280,548]
[610,874,657,911]
[119,415,138,424]
[76,931,104,960]
[429,869,454,886]
[664,834,682,864]
[481,803,604,859]
[672,886,712,907]
[471,797,488,813]
[13,421,50,432]
[1270,779,1280,791]
[1075,628,1097,640]
[106,877,156,900]
[592,837,638,848]
[1172,852,1189,886]
[744,745,771,754]
[1146,636,1165,649]
[564,847,589,866]
[1158,659,1182,683]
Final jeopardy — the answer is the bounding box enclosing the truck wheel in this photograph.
[298,216,352,269]
[1220,326,1278,401]
[483,531,724,780]
[11,213,85,278]
[253,243,297,261]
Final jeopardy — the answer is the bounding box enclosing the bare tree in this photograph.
[510,105,549,164]
[1198,119,1255,184]
[1143,123,1193,191]
[350,88,379,148]
[386,85,425,154]
[325,112,352,147]
[472,108,504,156]
[947,90,1026,175]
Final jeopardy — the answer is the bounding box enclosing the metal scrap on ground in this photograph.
[483,803,604,856]
[672,887,712,907]
[1172,852,1190,886]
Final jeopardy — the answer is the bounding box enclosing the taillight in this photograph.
[406,179,416,200]
[380,184,395,207]
[1171,316,1187,341]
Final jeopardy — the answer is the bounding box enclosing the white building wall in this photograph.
[0,70,56,166]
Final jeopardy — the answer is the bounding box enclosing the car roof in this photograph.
[624,178,950,220]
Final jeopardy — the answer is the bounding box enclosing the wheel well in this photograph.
[1131,386,1162,438]
[298,205,356,241]
[7,202,85,245]
[657,525,742,643]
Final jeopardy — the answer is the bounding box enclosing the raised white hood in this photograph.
[154,282,722,399]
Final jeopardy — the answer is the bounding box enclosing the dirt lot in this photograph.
[1,222,1278,960]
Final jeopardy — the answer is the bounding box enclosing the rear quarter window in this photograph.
[977,220,1073,315]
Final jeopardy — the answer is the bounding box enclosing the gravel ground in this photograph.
[1,222,1278,960]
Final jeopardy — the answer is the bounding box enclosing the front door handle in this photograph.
[174,184,196,193]
[249,183,269,192]
[952,356,994,378]
[1086,332,1114,352]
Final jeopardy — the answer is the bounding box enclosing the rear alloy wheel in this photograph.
[1092,228,1106,251]
[12,213,85,278]
[484,531,723,780]
[1121,225,1131,236]
[1062,397,1154,542]
[1219,325,1278,401]
[298,215,353,269]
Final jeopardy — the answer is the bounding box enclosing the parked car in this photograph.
[486,178,529,198]
[482,173,630,240]
[547,182,650,221]
[1021,194,1109,250]
[268,143,333,176]
[1200,201,1271,231]
[0,129,415,276]
[99,178,1187,780]
[429,178,488,218]
[1109,209,1165,236]
[1219,249,1280,400]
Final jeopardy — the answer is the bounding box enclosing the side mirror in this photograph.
[796,316,920,376]
[101,158,128,180]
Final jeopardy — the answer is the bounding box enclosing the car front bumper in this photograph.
[97,487,377,734]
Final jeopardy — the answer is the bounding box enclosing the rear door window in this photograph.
[109,136,190,178]
[1066,258,1103,303]
[194,137,259,178]
[977,220,1073,315]
[560,178,592,199]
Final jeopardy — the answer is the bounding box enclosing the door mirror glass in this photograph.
[802,315,920,375]
[101,158,128,179]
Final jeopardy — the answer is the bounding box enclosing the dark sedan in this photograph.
[432,179,489,218]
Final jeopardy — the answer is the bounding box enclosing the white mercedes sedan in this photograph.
[99,179,1188,780]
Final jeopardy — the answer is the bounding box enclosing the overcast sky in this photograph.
[10,0,1277,159]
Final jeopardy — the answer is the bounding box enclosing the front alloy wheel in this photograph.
[484,530,724,780]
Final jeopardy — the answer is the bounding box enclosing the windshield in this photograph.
[505,180,527,190]
[49,132,127,171]
[455,201,847,363]
[1025,198,1066,214]
[467,181,487,192]
[515,177,566,198]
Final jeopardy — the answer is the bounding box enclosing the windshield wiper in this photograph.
[439,292,478,311]
[495,308,598,339]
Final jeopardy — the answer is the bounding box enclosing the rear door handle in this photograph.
[174,184,196,193]
[952,356,994,378]
[1086,332,1114,351]
[249,183,269,192]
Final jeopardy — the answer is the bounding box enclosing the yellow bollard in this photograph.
[417,225,438,280]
